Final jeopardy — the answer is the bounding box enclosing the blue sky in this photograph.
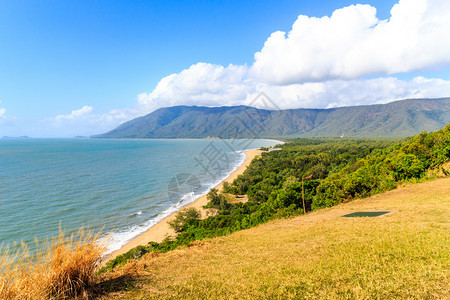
[0,0,449,137]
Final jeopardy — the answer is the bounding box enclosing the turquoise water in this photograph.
[0,138,278,253]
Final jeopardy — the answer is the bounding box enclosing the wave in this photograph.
[128,211,143,217]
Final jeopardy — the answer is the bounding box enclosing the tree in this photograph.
[206,188,231,210]
[386,152,425,181]
[168,207,201,232]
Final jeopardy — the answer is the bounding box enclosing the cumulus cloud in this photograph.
[258,76,450,109]
[0,100,5,119]
[251,0,450,84]
[55,105,94,120]
[0,104,25,137]
[134,60,450,113]
[244,76,450,109]
[49,106,131,137]
[136,63,252,112]
[132,0,450,117]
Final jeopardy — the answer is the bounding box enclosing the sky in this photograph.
[0,0,449,137]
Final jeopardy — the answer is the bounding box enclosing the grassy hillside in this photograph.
[98,177,450,299]
[98,126,450,298]
[95,98,450,138]
[102,126,449,272]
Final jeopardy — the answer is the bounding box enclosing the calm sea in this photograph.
[0,138,278,253]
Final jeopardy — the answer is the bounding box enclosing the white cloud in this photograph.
[132,0,450,118]
[133,60,450,113]
[55,105,94,120]
[48,106,131,137]
[136,63,252,112]
[251,0,450,84]
[0,106,24,137]
[244,76,450,109]
[0,100,5,119]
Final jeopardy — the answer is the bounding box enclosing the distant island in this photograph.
[2,136,31,139]
[94,97,450,139]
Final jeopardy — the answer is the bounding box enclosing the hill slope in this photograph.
[99,177,450,299]
[95,98,450,138]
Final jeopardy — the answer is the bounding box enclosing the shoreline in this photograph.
[104,148,264,262]
[265,139,286,145]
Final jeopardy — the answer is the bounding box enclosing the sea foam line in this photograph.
[102,149,248,255]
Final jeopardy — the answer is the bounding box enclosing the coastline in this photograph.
[104,148,263,262]
[265,139,286,145]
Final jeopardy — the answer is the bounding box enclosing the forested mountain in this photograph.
[95,98,450,138]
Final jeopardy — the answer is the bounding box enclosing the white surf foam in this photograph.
[102,149,248,255]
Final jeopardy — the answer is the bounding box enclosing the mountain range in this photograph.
[95,98,450,139]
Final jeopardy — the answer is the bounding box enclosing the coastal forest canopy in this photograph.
[104,124,450,270]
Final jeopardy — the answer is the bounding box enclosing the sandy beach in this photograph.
[104,148,265,262]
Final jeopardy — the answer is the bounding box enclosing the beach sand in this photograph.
[104,148,263,262]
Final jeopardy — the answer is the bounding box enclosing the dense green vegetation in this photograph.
[167,207,201,233]
[95,98,450,138]
[103,125,450,271]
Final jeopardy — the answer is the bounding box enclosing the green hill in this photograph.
[98,177,450,299]
[95,98,450,138]
[101,125,450,271]
[97,126,450,298]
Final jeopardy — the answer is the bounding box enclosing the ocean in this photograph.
[0,138,278,253]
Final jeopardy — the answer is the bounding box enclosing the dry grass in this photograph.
[0,228,105,299]
[99,177,450,299]
[225,193,248,204]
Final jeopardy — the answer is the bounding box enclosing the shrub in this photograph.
[205,188,231,210]
[168,207,201,232]
[312,181,345,209]
[386,152,425,181]
[222,181,240,195]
